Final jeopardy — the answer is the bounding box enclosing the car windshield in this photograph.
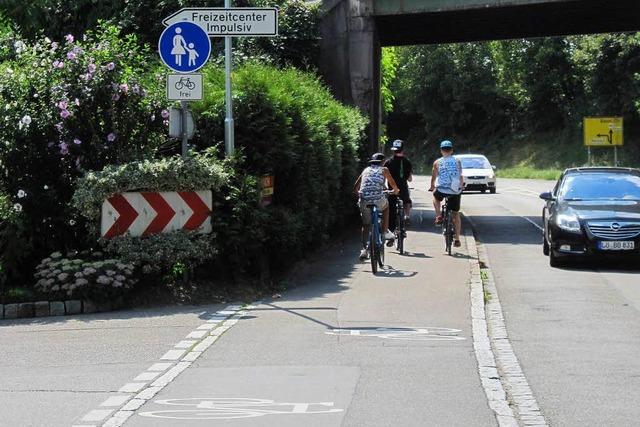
[459,157,491,169]
[559,173,640,201]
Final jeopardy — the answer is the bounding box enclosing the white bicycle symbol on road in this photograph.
[325,327,466,341]
[139,398,343,420]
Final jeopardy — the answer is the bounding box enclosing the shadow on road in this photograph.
[399,251,432,259]
[376,267,418,278]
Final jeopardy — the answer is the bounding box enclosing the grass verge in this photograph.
[497,166,562,180]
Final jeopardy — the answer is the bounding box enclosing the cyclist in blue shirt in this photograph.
[429,140,464,247]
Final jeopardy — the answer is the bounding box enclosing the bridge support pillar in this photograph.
[320,0,381,154]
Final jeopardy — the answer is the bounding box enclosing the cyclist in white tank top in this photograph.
[429,140,464,247]
[354,153,401,260]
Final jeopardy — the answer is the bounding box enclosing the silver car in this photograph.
[457,154,497,194]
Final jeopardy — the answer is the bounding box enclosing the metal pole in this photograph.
[614,146,618,167]
[224,0,235,156]
[181,100,188,158]
[587,146,591,166]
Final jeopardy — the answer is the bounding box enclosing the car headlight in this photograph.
[556,213,581,233]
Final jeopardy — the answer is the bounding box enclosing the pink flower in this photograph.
[66,51,76,61]
[53,60,64,69]
[107,133,116,142]
[106,62,115,71]
[161,109,170,119]
[119,83,129,93]
[88,63,96,74]
[55,123,63,132]
[60,110,70,119]
[112,94,120,101]
[51,42,59,50]
[57,100,68,110]
[59,142,69,155]
[73,138,82,145]
[65,34,74,43]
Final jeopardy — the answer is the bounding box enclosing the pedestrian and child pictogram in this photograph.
[158,22,211,73]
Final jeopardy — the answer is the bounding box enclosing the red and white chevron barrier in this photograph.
[101,191,212,238]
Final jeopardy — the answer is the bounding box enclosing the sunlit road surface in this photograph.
[1,177,639,427]
[463,177,640,427]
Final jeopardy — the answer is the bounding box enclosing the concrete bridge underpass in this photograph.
[318,0,640,151]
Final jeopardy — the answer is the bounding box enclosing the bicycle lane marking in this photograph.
[138,398,343,420]
[72,303,252,427]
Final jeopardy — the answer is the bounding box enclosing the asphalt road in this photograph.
[1,177,639,426]
[463,178,640,426]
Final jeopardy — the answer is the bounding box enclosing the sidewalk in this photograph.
[121,177,496,427]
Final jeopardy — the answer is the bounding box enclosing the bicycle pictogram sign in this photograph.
[139,398,343,420]
[325,326,465,341]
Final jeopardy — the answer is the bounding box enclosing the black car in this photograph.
[540,167,640,267]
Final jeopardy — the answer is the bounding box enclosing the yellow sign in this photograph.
[584,117,623,146]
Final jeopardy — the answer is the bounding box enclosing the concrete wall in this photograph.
[319,0,381,153]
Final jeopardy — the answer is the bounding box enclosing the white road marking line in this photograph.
[148,362,172,372]
[197,323,217,330]
[118,382,146,393]
[520,215,543,231]
[160,349,187,360]
[174,339,198,349]
[100,395,131,407]
[84,304,247,427]
[134,371,161,381]
[72,425,97,427]
[81,409,113,422]
[182,351,202,362]
[186,330,208,339]
[192,335,219,352]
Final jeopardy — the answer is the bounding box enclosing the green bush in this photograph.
[0,24,167,286]
[193,63,366,278]
[72,151,228,230]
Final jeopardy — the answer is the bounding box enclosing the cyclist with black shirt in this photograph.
[384,140,413,233]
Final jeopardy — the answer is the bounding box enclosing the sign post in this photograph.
[224,0,235,156]
[161,6,278,158]
[583,117,623,166]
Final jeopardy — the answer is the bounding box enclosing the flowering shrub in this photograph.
[0,24,167,281]
[34,251,137,301]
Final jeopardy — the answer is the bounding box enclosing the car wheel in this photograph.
[481,189,487,193]
[543,234,550,256]
[549,249,564,268]
[490,188,496,194]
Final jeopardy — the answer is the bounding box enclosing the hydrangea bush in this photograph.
[34,251,137,301]
[0,24,167,285]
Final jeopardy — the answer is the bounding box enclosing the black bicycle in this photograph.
[441,196,455,256]
[367,202,385,274]
[394,198,406,255]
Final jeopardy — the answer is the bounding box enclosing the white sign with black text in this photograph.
[163,8,278,37]
[167,73,203,101]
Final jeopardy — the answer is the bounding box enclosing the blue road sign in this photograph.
[159,22,211,73]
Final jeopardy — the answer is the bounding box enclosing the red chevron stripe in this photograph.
[104,194,138,238]
[179,191,211,231]
[141,192,175,236]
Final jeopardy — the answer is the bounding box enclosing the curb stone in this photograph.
[35,301,50,317]
[65,300,82,315]
[50,301,65,316]
[4,304,17,319]
[464,215,548,427]
[17,302,35,318]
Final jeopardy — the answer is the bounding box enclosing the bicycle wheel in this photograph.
[370,228,377,274]
[378,236,385,268]
[396,203,405,255]
[445,211,453,256]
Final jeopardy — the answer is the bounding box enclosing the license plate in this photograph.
[598,241,635,251]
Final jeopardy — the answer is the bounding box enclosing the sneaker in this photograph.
[435,215,443,225]
[384,230,395,240]
[359,249,369,260]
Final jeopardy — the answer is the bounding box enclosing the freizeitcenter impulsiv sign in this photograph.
[163,8,279,37]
